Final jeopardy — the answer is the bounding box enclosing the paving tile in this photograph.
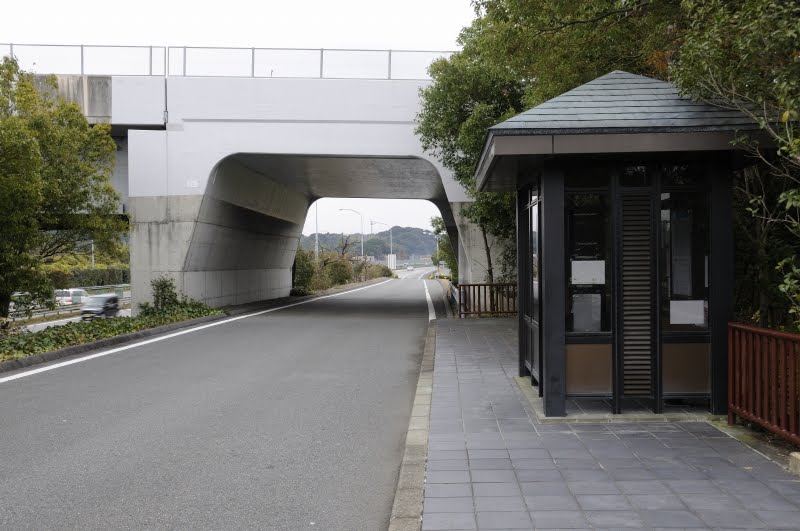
[428,470,472,484]
[512,458,557,470]
[752,510,800,530]
[678,492,741,511]
[469,458,513,470]
[470,482,520,498]
[627,494,686,510]
[426,322,800,531]
[474,496,527,512]
[425,483,473,498]
[523,494,579,510]
[638,509,706,528]
[664,479,719,494]
[529,510,589,528]
[422,512,477,530]
[559,469,610,482]
[475,511,532,529]
[606,467,658,481]
[471,470,518,483]
[424,497,475,513]
[575,494,631,510]
[514,469,564,482]
[615,480,670,494]
[584,510,645,528]
[430,440,468,451]
[731,491,798,511]
[694,509,766,529]
[508,448,549,459]
[469,449,509,459]
[430,450,469,460]
[520,481,571,496]
[429,459,470,471]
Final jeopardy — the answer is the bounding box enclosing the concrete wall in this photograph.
[62,74,490,308]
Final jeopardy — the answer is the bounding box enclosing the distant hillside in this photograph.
[300,226,436,259]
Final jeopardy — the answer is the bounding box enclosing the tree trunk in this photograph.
[481,227,498,313]
[0,291,12,319]
[481,227,494,284]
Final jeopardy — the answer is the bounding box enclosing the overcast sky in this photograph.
[1,1,475,235]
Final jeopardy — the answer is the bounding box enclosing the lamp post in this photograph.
[339,208,364,257]
[370,219,392,257]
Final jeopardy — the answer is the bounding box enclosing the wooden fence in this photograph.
[458,283,517,318]
[728,322,800,446]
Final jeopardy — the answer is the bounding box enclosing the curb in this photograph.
[388,323,435,531]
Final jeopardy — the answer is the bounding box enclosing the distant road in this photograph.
[396,266,437,279]
[0,278,445,530]
[25,309,133,333]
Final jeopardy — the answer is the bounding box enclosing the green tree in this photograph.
[416,45,523,281]
[0,58,126,317]
[293,248,315,290]
[0,116,50,316]
[671,0,800,329]
[431,216,459,281]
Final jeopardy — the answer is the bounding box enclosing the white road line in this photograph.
[423,281,436,321]
[0,279,393,385]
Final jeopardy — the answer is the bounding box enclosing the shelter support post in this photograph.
[541,166,566,416]
[710,163,734,414]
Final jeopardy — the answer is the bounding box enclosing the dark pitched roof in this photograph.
[490,71,757,135]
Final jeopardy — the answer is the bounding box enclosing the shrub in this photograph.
[366,264,393,279]
[0,276,220,361]
[48,268,130,289]
[325,259,353,285]
[149,276,180,312]
[310,270,332,291]
[293,249,315,290]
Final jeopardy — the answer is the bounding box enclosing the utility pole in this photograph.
[314,202,319,262]
[436,235,440,278]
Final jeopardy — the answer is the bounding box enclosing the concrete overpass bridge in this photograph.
[2,44,489,309]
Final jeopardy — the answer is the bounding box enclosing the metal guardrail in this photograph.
[11,297,132,322]
[728,322,800,446]
[0,43,453,80]
[458,283,518,318]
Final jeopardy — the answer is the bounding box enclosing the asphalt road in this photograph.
[0,278,446,530]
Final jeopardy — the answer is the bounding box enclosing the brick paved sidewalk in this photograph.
[422,319,800,530]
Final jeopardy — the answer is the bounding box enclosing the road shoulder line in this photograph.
[388,323,434,531]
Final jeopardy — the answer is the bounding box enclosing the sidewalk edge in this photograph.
[388,323,434,531]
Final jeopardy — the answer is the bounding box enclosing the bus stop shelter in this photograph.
[475,71,759,417]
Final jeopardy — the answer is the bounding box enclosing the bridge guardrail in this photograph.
[1,43,454,80]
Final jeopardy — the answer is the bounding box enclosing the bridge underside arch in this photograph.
[130,153,458,309]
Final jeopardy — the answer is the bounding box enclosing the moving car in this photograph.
[55,288,90,306]
[80,294,120,320]
[407,265,414,270]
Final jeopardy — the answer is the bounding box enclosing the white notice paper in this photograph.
[670,300,706,326]
[571,260,605,285]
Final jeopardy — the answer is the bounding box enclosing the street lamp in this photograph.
[370,219,392,257]
[339,208,364,257]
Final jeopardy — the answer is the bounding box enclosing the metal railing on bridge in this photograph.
[0,43,453,80]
